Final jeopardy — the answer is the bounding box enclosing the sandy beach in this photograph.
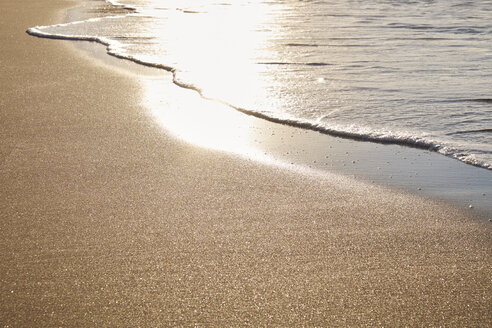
[1,0,491,326]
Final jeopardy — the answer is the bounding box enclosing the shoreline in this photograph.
[1,0,491,326]
[56,0,492,218]
[29,0,492,173]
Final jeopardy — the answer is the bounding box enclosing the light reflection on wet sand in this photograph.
[141,71,492,218]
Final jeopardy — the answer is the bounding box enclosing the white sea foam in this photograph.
[27,0,492,170]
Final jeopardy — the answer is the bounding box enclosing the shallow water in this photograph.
[28,0,492,170]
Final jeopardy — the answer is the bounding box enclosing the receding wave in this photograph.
[26,0,492,172]
[172,75,491,171]
[26,20,176,73]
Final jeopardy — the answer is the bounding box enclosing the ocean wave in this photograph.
[26,0,492,171]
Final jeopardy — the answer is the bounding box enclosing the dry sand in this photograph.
[1,0,491,326]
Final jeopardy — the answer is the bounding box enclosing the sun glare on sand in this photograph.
[144,76,257,154]
[141,2,278,158]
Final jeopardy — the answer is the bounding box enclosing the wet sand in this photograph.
[1,0,491,326]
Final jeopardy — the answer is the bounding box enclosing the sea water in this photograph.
[28,0,492,170]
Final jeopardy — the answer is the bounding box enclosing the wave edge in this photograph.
[26,0,492,172]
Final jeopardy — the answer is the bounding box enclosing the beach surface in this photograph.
[1,0,491,326]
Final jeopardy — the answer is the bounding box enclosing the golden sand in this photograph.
[0,0,490,326]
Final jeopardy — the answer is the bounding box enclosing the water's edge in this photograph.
[26,0,492,219]
[26,0,492,171]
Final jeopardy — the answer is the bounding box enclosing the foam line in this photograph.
[26,0,492,171]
